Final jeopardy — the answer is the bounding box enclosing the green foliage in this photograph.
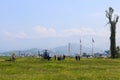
[0,57,120,80]
[116,46,120,58]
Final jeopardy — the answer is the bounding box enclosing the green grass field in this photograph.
[0,57,120,80]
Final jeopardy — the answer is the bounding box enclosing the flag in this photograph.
[80,39,82,43]
[92,38,94,43]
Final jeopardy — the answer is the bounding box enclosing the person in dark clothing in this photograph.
[75,54,80,61]
[54,55,56,60]
[75,56,78,61]
[63,54,66,60]
[78,55,80,61]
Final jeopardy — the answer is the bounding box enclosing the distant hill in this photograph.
[0,43,101,56]
[53,43,101,56]
[0,48,41,56]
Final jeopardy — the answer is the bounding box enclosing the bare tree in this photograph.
[105,7,119,58]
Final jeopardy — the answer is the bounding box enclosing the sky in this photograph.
[0,0,120,51]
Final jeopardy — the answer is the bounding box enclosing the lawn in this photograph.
[0,57,120,80]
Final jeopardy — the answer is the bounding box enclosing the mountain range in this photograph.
[0,43,101,56]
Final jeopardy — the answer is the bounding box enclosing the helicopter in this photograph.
[38,49,52,60]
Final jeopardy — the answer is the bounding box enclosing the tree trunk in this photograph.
[110,22,116,58]
[106,7,119,58]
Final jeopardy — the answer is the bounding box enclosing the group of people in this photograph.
[7,49,80,62]
[54,54,80,61]
[6,53,80,62]
[37,49,81,61]
[54,54,66,61]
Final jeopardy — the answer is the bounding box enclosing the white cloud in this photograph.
[61,28,95,37]
[32,26,110,38]
[33,26,57,37]
[4,32,12,37]
[60,27,109,37]
[4,31,28,39]
[3,26,111,39]
[33,26,95,38]
[16,32,28,39]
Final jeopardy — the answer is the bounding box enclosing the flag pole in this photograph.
[92,38,94,57]
[68,42,71,56]
[80,39,82,56]
[92,40,93,56]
